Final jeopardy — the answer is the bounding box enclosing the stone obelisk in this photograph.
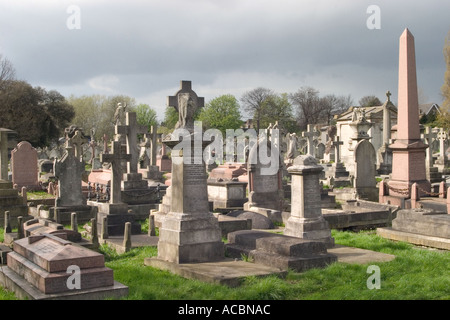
[387,28,431,203]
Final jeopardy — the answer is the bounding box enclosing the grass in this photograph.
[0,228,449,300]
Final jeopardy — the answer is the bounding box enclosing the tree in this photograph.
[68,94,136,140]
[434,31,450,129]
[135,103,158,131]
[0,54,15,91]
[240,87,274,132]
[259,93,296,133]
[359,95,382,107]
[290,86,323,130]
[0,81,75,147]
[320,94,353,125]
[197,94,242,135]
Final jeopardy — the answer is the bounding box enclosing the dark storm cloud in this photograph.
[0,0,449,119]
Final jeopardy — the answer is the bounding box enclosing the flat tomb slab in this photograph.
[144,257,286,287]
[12,234,105,273]
[377,227,450,250]
[7,251,114,294]
[328,245,396,264]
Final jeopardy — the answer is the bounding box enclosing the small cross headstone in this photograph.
[302,124,320,157]
[100,141,131,204]
[332,136,344,163]
[116,112,148,174]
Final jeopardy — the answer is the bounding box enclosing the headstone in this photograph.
[11,141,40,191]
[54,147,86,207]
[244,138,284,212]
[354,139,378,201]
[385,29,431,206]
[284,155,334,248]
[94,141,141,236]
[302,124,320,158]
[377,91,395,174]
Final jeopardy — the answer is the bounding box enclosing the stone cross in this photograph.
[437,128,448,161]
[302,124,319,157]
[100,141,131,204]
[382,91,393,146]
[66,130,88,159]
[150,125,157,166]
[116,112,148,174]
[422,127,436,169]
[102,134,109,154]
[332,136,344,163]
[167,80,205,131]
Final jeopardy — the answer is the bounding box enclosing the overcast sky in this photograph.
[0,0,449,121]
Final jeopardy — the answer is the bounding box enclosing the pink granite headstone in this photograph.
[11,141,40,191]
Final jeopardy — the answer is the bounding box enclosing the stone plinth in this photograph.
[207,179,247,209]
[284,155,334,248]
[225,230,337,272]
[155,135,224,264]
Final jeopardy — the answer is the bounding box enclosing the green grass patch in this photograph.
[1,229,449,300]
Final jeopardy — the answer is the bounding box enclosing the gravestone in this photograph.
[149,80,224,264]
[11,141,40,191]
[52,144,93,224]
[0,233,128,299]
[354,139,378,201]
[302,124,320,158]
[377,91,395,175]
[384,29,431,207]
[93,141,141,236]
[244,137,284,212]
[284,155,334,248]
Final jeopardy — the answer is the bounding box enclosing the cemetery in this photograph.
[0,28,449,302]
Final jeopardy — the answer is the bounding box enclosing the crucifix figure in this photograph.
[100,141,131,204]
[167,81,205,132]
[116,112,148,174]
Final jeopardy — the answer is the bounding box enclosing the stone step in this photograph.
[7,251,114,294]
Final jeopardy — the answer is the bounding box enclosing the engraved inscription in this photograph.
[184,164,206,185]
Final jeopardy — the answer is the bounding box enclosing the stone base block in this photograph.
[97,211,142,236]
[157,212,224,263]
[225,230,337,272]
[0,266,128,300]
[7,251,114,294]
[283,216,335,248]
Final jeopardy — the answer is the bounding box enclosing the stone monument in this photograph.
[384,28,431,207]
[149,80,224,263]
[284,155,335,248]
